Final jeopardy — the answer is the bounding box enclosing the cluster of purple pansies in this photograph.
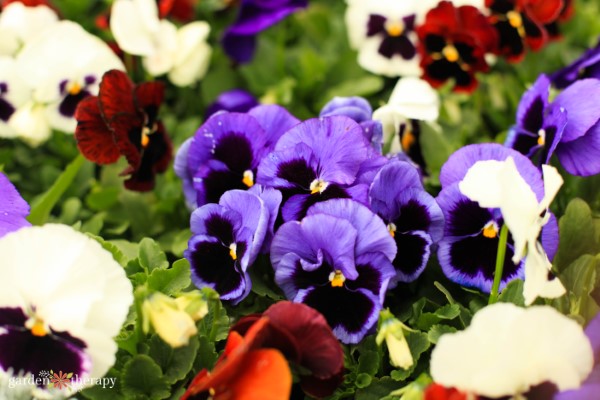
[435,144,558,293]
[177,98,445,343]
[506,69,600,177]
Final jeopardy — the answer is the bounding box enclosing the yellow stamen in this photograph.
[309,179,329,195]
[229,243,237,260]
[537,129,546,146]
[242,170,254,188]
[29,319,48,337]
[329,270,346,287]
[401,130,415,152]
[507,10,523,29]
[443,45,459,63]
[482,221,499,239]
[141,126,152,148]
[385,20,404,37]
[387,222,397,238]
[67,81,81,95]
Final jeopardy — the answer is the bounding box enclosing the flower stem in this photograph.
[488,223,509,305]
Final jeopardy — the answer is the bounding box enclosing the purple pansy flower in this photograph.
[204,89,259,120]
[436,144,559,293]
[174,104,299,209]
[222,0,309,63]
[556,312,600,399]
[184,189,275,304]
[506,75,600,176]
[0,172,31,238]
[320,96,384,152]
[256,116,372,222]
[271,199,396,344]
[550,36,600,89]
[369,160,444,285]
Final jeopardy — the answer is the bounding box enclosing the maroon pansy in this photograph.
[416,1,498,93]
[74,69,172,191]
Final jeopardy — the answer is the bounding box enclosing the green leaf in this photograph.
[86,186,120,211]
[357,350,380,376]
[322,76,384,104]
[557,254,600,323]
[427,324,458,344]
[148,335,200,384]
[355,373,372,389]
[121,355,171,400]
[414,304,461,331]
[497,279,525,306]
[139,238,169,273]
[197,288,230,342]
[420,122,454,184]
[405,330,430,364]
[355,377,402,400]
[147,259,191,296]
[554,199,599,272]
[27,154,86,225]
[193,336,219,372]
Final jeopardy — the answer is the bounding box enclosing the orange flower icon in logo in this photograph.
[49,370,73,390]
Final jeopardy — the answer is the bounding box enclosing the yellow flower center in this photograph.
[310,179,329,194]
[443,44,460,63]
[329,270,346,287]
[387,222,397,238]
[67,81,82,96]
[401,129,415,152]
[229,243,237,260]
[242,170,254,188]
[482,221,499,239]
[537,129,546,146]
[507,10,523,28]
[141,123,158,148]
[385,20,404,37]
[26,317,48,337]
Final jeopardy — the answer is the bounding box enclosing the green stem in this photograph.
[489,224,509,305]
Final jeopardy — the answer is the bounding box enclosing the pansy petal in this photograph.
[553,79,600,143]
[369,160,423,220]
[248,185,283,254]
[74,96,120,165]
[110,0,160,56]
[515,74,550,133]
[556,121,600,176]
[392,231,432,283]
[98,70,137,123]
[248,104,300,150]
[0,172,30,238]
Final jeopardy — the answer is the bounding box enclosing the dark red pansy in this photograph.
[424,383,473,400]
[158,0,198,22]
[416,1,498,93]
[74,69,172,192]
[485,0,563,62]
[231,301,345,398]
[2,0,53,8]
[544,0,573,39]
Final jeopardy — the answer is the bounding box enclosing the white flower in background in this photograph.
[0,2,58,57]
[459,157,566,304]
[373,77,439,154]
[12,21,124,145]
[0,57,30,139]
[345,0,429,77]
[430,303,593,398]
[111,0,212,87]
[0,224,133,398]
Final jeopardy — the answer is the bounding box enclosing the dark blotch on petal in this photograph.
[199,168,248,204]
[392,232,430,278]
[446,199,492,237]
[214,133,255,173]
[0,97,15,122]
[367,14,386,36]
[0,307,27,327]
[59,90,91,118]
[345,263,382,296]
[277,158,317,188]
[204,214,235,244]
[395,199,431,232]
[189,241,244,296]
[291,259,331,292]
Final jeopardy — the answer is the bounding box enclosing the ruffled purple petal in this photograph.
[205,89,259,119]
[436,184,492,238]
[225,0,308,35]
[0,172,31,238]
[319,97,373,123]
[248,104,300,150]
[307,199,396,262]
[221,32,257,64]
[539,103,567,165]
[515,74,550,133]
[270,214,359,279]
[296,286,380,344]
[360,120,384,152]
[174,138,198,209]
[354,150,388,186]
[281,184,359,223]
[553,79,600,142]
[556,120,600,176]
[439,144,545,202]
[257,143,318,190]
[541,212,559,261]
[348,253,396,303]
[189,203,242,239]
[393,189,445,243]
[248,184,283,253]
[550,38,600,89]
[369,160,424,221]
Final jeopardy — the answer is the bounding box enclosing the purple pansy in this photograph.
[256,116,372,222]
[506,75,600,176]
[436,144,559,293]
[550,36,600,89]
[0,172,31,238]
[505,74,567,167]
[555,311,600,399]
[174,104,299,209]
[222,0,309,63]
[184,189,274,304]
[204,89,259,120]
[320,96,384,152]
[271,199,396,344]
[369,160,444,285]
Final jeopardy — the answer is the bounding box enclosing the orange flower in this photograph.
[182,318,292,400]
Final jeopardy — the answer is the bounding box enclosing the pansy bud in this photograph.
[142,292,198,348]
[376,309,414,369]
[174,290,209,321]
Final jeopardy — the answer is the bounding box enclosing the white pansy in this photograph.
[13,21,124,139]
[431,303,593,398]
[0,57,30,139]
[111,0,212,86]
[0,224,133,397]
[0,3,58,57]
[373,77,439,153]
[459,157,565,304]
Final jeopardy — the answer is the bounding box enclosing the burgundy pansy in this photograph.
[486,0,564,62]
[74,69,172,191]
[416,1,498,93]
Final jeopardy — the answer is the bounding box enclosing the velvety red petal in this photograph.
[110,115,143,168]
[134,81,165,116]
[74,96,120,165]
[457,6,499,53]
[98,69,136,123]
[521,0,563,24]
[423,1,458,32]
[300,369,345,399]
